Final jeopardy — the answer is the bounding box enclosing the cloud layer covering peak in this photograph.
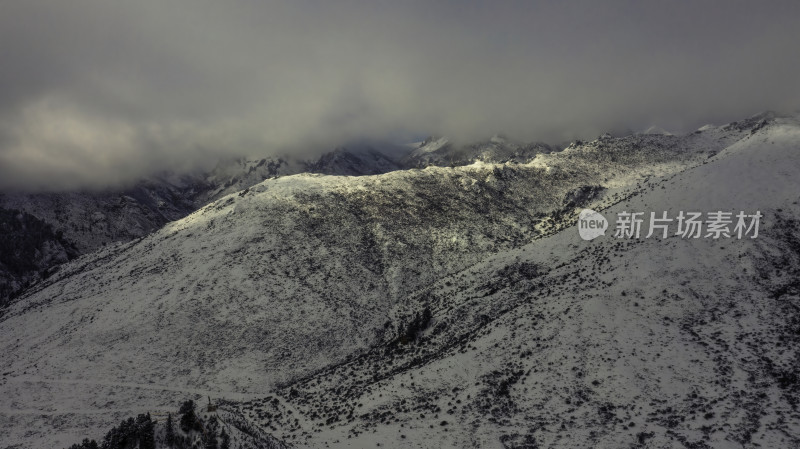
[1,0,799,189]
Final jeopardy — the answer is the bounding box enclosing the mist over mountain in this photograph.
[0,138,559,306]
[1,1,799,189]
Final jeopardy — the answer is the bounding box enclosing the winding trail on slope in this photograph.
[0,376,264,416]
[0,407,161,416]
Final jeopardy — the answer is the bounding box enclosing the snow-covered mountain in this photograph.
[401,136,555,168]
[305,147,402,176]
[255,114,800,448]
[0,146,403,307]
[1,113,798,448]
[0,179,202,307]
[0,208,79,302]
[0,137,564,308]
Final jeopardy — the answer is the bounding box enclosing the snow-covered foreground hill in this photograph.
[1,113,797,448]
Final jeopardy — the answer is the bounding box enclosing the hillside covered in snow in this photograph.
[1,113,799,448]
[0,138,559,308]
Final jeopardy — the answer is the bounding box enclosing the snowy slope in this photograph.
[0,113,791,448]
[0,148,392,306]
[401,136,555,168]
[0,179,207,308]
[0,123,734,309]
[243,115,800,448]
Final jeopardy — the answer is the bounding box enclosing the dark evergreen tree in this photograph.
[179,400,202,432]
[100,417,135,449]
[67,439,98,449]
[94,413,155,449]
[165,413,176,447]
[397,305,433,344]
[136,413,155,449]
[219,428,230,449]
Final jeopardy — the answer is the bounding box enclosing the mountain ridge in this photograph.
[1,112,796,447]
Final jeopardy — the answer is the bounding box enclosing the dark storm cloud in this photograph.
[1,0,799,189]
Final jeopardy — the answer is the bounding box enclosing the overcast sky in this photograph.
[1,0,799,190]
